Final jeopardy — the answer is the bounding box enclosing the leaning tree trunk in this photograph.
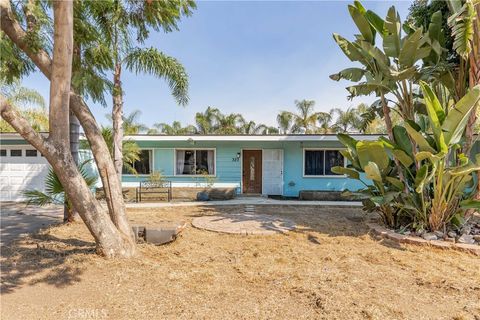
[0,0,133,239]
[112,60,124,178]
[0,0,136,257]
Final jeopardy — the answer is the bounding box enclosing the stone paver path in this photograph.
[192,205,296,235]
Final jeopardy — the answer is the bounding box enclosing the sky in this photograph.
[21,0,412,129]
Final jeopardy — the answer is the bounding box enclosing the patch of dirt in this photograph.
[1,205,479,320]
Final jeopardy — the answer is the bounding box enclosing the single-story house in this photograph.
[1,133,479,201]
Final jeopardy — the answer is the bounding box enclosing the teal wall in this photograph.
[122,139,366,196]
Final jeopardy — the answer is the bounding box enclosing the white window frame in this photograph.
[302,148,346,178]
[174,148,216,177]
[123,148,154,176]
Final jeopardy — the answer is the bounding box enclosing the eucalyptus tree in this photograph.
[89,0,194,177]
[195,106,220,134]
[1,0,136,257]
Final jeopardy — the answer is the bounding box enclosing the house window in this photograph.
[26,150,38,157]
[304,149,344,176]
[0,150,6,157]
[123,150,151,175]
[10,149,22,157]
[176,149,215,175]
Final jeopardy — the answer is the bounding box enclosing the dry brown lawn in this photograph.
[1,205,479,320]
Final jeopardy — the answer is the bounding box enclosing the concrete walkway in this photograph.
[0,202,63,246]
[127,197,362,209]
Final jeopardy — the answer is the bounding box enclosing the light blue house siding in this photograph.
[122,137,369,197]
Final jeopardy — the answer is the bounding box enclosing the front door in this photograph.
[242,150,262,194]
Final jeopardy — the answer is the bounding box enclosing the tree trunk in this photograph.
[112,61,124,178]
[0,0,136,258]
[0,0,134,240]
[64,110,80,222]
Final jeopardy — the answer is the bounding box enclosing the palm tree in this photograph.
[80,126,141,175]
[214,112,245,134]
[276,111,293,134]
[122,110,148,135]
[316,112,336,134]
[23,160,98,222]
[195,107,220,134]
[151,121,197,135]
[88,1,194,176]
[280,100,329,133]
[240,121,269,134]
[331,107,361,133]
[0,80,47,132]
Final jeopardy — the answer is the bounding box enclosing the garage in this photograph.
[0,146,50,201]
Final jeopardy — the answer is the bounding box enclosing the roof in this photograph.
[123,134,385,142]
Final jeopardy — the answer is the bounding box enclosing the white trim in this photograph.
[302,148,347,178]
[123,148,154,176]
[122,134,384,142]
[173,148,217,177]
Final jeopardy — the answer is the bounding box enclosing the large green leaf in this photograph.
[386,176,405,191]
[404,122,436,153]
[383,6,401,57]
[393,149,414,167]
[331,166,360,180]
[346,82,390,97]
[348,1,375,44]
[419,81,448,153]
[330,68,365,82]
[390,66,418,82]
[365,10,386,36]
[337,133,358,151]
[415,151,445,164]
[357,141,389,170]
[447,1,476,59]
[414,164,429,192]
[442,85,480,145]
[460,199,480,209]
[399,28,423,67]
[393,125,412,155]
[332,33,366,62]
[364,161,383,182]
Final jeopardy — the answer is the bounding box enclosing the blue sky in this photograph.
[22,0,412,129]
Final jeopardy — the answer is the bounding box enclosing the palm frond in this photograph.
[124,47,189,105]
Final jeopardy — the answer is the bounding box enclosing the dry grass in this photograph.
[1,205,479,320]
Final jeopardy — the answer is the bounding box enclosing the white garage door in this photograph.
[0,147,50,201]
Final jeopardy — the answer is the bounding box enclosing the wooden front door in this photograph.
[242,150,262,194]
